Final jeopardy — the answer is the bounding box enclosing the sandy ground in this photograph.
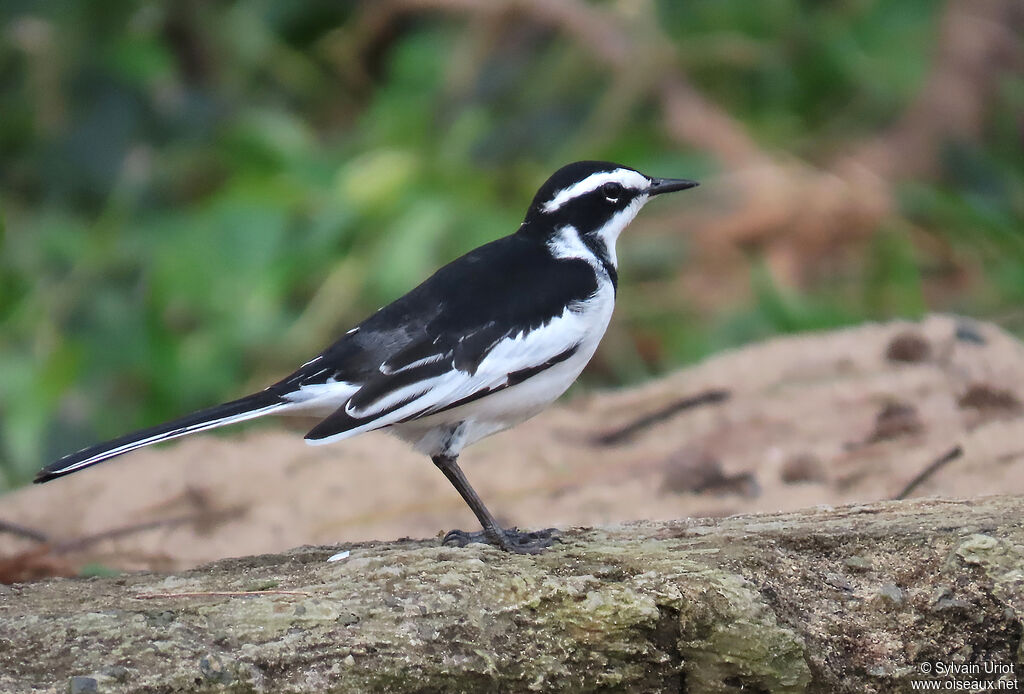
[2,314,1023,577]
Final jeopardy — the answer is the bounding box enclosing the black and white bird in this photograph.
[36,161,698,553]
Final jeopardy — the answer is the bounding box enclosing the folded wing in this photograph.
[262,233,602,444]
[303,305,588,444]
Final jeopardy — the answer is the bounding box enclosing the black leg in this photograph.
[431,454,558,554]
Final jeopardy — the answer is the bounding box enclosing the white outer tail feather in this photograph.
[36,395,289,482]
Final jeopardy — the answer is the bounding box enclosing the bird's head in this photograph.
[521,161,698,258]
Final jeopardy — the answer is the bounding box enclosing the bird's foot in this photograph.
[442,526,560,554]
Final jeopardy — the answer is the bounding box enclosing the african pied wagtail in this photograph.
[36,161,698,554]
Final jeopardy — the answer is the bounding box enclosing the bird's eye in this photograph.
[600,182,624,201]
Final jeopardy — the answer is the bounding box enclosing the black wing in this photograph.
[268,233,600,438]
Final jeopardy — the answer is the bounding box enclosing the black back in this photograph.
[270,233,600,393]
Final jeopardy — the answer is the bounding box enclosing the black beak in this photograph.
[647,177,700,196]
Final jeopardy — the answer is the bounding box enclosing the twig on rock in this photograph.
[53,506,246,554]
[593,389,730,445]
[133,590,311,600]
[0,519,51,543]
[893,445,963,500]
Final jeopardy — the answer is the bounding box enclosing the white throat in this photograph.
[547,194,649,273]
[591,194,648,267]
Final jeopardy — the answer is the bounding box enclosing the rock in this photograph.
[957,384,1021,413]
[824,572,854,592]
[876,583,904,607]
[955,320,987,345]
[844,555,873,572]
[780,454,826,484]
[199,654,232,685]
[6,497,1022,693]
[67,677,98,694]
[885,332,931,363]
[661,448,759,497]
[98,666,128,683]
[867,401,923,443]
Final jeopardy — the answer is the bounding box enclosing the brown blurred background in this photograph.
[0,0,1023,575]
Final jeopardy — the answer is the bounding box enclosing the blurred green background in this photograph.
[1,0,1022,490]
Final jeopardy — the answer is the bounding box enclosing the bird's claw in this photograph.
[442,526,561,554]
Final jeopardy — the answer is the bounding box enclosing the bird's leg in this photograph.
[431,454,558,554]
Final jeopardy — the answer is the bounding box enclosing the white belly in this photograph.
[391,283,615,457]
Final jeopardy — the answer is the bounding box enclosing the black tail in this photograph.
[35,391,287,483]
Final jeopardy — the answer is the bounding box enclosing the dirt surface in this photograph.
[2,314,1023,575]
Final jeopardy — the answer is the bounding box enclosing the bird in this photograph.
[35,161,698,554]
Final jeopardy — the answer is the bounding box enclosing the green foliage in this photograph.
[77,563,121,579]
[1,0,1022,490]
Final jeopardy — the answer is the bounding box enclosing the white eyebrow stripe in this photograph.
[542,169,649,213]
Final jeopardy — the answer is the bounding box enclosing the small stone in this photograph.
[824,573,853,592]
[343,654,356,667]
[780,454,826,484]
[877,582,904,606]
[957,384,1021,413]
[932,597,972,613]
[245,579,280,591]
[955,321,986,345]
[211,633,236,648]
[98,666,128,683]
[956,534,1001,565]
[199,654,233,684]
[844,555,873,572]
[68,677,98,694]
[867,401,923,443]
[337,610,360,626]
[661,448,759,497]
[146,610,176,627]
[885,332,931,363]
